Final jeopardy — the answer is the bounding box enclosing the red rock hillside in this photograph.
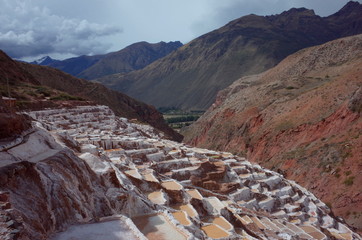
[183,34,362,231]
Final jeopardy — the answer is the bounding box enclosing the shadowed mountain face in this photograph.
[35,41,182,80]
[95,1,362,111]
[77,41,183,80]
[183,34,362,230]
[37,55,105,77]
[0,50,183,142]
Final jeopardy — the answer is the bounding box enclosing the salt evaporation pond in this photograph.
[132,213,187,240]
[147,191,167,205]
[52,219,141,240]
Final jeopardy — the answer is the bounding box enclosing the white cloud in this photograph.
[0,0,122,59]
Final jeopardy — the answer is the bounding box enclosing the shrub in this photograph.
[35,86,52,97]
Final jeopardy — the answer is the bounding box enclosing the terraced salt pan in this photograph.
[142,172,159,182]
[173,204,198,218]
[161,180,183,191]
[211,216,233,231]
[24,106,362,240]
[186,189,203,200]
[132,214,186,240]
[172,211,191,226]
[300,225,327,240]
[201,224,230,239]
[147,191,167,205]
[125,169,142,180]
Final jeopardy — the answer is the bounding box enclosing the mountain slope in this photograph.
[96,1,362,110]
[43,54,104,77]
[77,41,182,80]
[0,50,182,141]
[183,34,362,230]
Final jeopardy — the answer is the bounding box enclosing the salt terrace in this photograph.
[24,105,361,239]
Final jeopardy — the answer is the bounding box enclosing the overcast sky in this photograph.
[0,0,360,61]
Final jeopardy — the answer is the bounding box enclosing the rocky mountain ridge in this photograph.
[95,1,362,111]
[0,105,360,239]
[34,41,182,80]
[183,34,362,231]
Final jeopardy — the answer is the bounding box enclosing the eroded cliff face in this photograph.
[183,34,362,231]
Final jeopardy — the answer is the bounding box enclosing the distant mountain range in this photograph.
[94,1,362,110]
[32,41,182,80]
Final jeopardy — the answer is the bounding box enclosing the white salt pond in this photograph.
[132,214,187,240]
[51,219,142,240]
[147,191,167,205]
[161,180,183,190]
[201,224,230,239]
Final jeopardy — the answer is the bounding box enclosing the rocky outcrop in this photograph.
[183,34,362,231]
[1,105,360,239]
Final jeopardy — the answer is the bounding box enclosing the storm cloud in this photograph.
[0,0,122,59]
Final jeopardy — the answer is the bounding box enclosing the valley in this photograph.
[0,1,361,239]
[161,108,204,130]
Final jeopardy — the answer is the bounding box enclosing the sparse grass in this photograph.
[343,176,355,186]
[283,146,306,161]
[275,120,294,132]
[50,93,85,101]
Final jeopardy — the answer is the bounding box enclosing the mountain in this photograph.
[40,54,104,76]
[77,41,183,80]
[95,1,362,111]
[0,50,182,142]
[35,41,182,79]
[183,34,362,230]
[30,56,58,65]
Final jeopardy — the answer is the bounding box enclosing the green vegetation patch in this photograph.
[165,115,200,123]
[34,86,52,97]
[160,107,204,130]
